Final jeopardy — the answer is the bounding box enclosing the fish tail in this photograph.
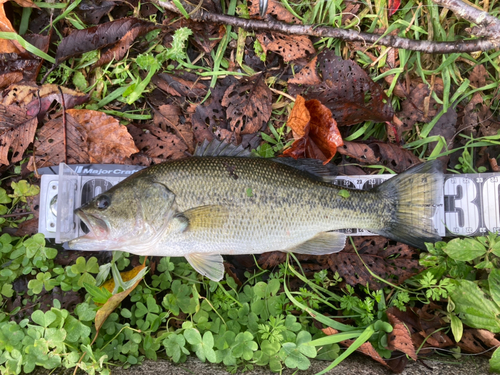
[372,160,444,249]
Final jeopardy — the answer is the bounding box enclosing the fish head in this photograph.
[68,177,176,252]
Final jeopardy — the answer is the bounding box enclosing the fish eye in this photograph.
[96,195,111,210]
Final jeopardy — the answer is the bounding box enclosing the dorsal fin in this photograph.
[194,139,338,182]
[194,139,253,157]
[273,157,339,183]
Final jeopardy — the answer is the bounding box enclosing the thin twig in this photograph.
[57,86,68,164]
[156,0,500,53]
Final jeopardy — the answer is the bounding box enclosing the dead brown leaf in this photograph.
[289,51,393,126]
[257,33,315,62]
[55,18,156,64]
[128,123,188,161]
[2,84,88,116]
[154,104,195,154]
[0,2,25,54]
[327,236,424,289]
[97,24,156,67]
[387,312,417,360]
[337,141,379,164]
[0,104,37,165]
[288,56,322,86]
[398,82,444,131]
[32,114,89,168]
[67,109,139,163]
[152,72,207,98]
[221,74,272,135]
[457,329,487,354]
[248,0,302,23]
[191,80,230,142]
[337,141,420,172]
[283,96,343,164]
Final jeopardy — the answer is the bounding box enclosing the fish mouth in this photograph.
[68,209,109,249]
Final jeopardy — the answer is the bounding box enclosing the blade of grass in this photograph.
[0,32,55,64]
[314,324,375,375]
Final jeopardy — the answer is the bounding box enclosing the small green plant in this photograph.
[253,123,294,158]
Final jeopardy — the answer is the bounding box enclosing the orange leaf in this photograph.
[92,262,146,344]
[283,96,343,164]
[306,99,343,164]
[286,95,309,137]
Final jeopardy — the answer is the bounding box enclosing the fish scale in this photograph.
[69,154,443,281]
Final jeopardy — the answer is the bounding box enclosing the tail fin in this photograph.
[373,160,444,249]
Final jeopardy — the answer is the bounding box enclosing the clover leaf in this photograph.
[279,331,316,370]
[231,332,258,361]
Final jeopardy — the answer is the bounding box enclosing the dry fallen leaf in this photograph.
[387,312,417,360]
[327,236,424,289]
[221,74,272,135]
[67,109,139,163]
[256,33,315,62]
[0,1,25,54]
[128,123,188,161]
[0,104,37,165]
[289,50,394,126]
[2,84,88,116]
[93,262,146,341]
[288,56,322,86]
[283,95,343,164]
[32,114,89,169]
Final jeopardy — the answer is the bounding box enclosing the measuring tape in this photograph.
[38,163,500,243]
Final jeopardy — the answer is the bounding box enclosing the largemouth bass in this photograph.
[69,144,443,281]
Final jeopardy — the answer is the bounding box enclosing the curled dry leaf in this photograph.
[283,95,343,164]
[289,50,394,126]
[221,74,272,135]
[0,104,37,165]
[32,115,89,169]
[55,18,156,64]
[67,109,139,164]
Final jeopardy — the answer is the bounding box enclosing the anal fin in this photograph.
[289,232,347,255]
[185,253,225,281]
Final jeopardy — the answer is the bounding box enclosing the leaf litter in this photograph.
[1,0,499,373]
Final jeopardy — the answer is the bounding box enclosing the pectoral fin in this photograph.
[289,232,347,255]
[182,205,229,230]
[185,253,225,281]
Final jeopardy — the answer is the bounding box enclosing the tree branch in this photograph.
[432,0,500,38]
[157,0,500,53]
